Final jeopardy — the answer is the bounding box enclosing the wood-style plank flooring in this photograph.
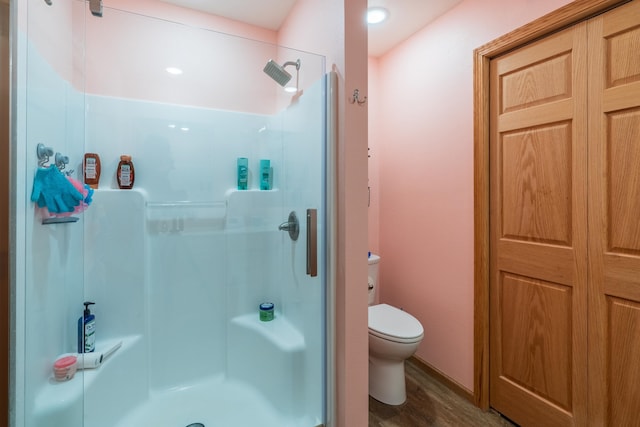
[369,359,517,426]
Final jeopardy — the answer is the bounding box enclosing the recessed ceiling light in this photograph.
[367,7,389,25]
[166,67,183,75]
[284,86,297,93]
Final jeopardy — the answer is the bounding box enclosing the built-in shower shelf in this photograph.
[230,313,305,353]
[146,200,227,234]
[33,335,142,422]
[143,190,288,234]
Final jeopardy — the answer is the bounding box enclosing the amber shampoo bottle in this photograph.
[83,153,101,189]
[116,155,135,189]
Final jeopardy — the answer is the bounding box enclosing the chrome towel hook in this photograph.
[36,143,54,167]
[55,152,74,175]
[349,89,367,105]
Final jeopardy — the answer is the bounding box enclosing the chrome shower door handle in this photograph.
[307,209,317,277]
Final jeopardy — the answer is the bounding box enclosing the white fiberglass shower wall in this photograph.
[13,1,330,426]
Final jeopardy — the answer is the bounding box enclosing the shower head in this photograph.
[263,59,301,87]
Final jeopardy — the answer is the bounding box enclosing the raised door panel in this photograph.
[588,2,640,425]
[500,273,573,410]
[490,23,588,427]
[608,299,640,427]
[501,122,573,245]
[608,110,640,254]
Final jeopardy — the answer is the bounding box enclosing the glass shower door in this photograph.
[80,4,328,427]
[19,1,87,426]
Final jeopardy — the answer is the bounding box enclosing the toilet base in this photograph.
[368,357,407,405]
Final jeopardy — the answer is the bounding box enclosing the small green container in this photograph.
[237,157,248,190]
[259,302,274,322]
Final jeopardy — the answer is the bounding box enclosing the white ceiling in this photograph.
[160,0,463,57]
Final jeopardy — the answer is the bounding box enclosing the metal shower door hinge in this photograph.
[88,0,103,17]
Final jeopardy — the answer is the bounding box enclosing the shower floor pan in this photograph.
[112,375,320,427]
[113,314,318,427]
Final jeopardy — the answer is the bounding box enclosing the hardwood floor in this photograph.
[369,358,517,426]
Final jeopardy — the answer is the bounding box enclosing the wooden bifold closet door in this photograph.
[489,1,640,426]
[587,3,640,425]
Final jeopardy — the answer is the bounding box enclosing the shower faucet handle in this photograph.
[278,211,299,241]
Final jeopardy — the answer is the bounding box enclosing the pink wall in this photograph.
[87,0,279,114]
[279,1,370,425]
[25,0,84,88]
[337,2,369,424]
[370,0,572,391]
[28,0,278,97]
[105,0,277,43]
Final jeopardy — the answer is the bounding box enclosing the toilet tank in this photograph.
[368,253,380,284]
[368,253,380,305]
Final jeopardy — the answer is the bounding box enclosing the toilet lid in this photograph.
[368,304,424,342]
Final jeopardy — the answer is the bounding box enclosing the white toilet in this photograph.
[368,253,424,405]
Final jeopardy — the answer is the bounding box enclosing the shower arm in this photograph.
[282,59,301,71]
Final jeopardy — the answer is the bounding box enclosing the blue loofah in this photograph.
[31,166,84,213]
[83,184,94,205]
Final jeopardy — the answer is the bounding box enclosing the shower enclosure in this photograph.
[12,1,333,426]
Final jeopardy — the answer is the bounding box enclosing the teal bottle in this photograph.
[237,157,248,190]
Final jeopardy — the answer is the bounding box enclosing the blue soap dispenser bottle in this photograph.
[77,302,96,353]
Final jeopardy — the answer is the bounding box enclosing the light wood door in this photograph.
[489,24,589,426]
[588,2,640,425]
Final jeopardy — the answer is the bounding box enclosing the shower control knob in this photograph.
[278,211,299,241]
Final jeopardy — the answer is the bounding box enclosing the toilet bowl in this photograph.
[367,254,424,405]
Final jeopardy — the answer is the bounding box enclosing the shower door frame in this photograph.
[2,0,11,425]
[325,70,338,427]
